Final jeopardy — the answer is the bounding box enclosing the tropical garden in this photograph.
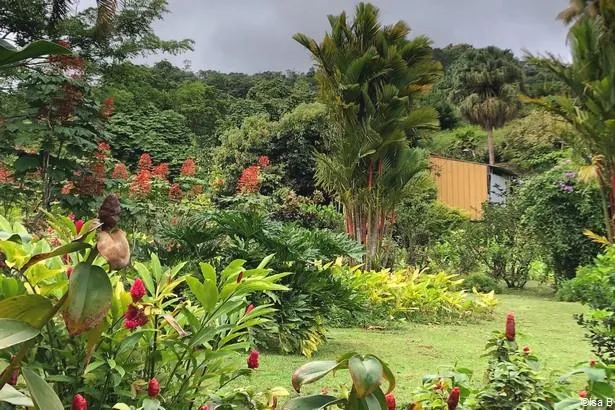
[0,0,613,409]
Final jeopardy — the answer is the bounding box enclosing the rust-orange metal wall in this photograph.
[429,156,488,220]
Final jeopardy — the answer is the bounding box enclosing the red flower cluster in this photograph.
[523,346,530,354]
[168,183,183,201]
[95,142,111,161]
[124,304,148,329]
[100,97,114,119]
[0,163,13,184]
[72,393,87,410]
[385,393,396,410]
[237,165,261,194]
[257,155,270,168]
[247,349,260,369]
[180,158,197,177]
[112,163,130,180]
[152,163,169,180]
[148,377,160,397]
[505,312,516,341]
[138,153,153,172]
[74,219,84,234]
[130,278,146,302]
[129,170,152,198]
[447,387,460,410]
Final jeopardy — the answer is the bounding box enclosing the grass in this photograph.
[246,286,590,403]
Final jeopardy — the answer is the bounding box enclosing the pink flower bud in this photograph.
[247,349,259,369]
[72,394,87,410]
[148,377,160,397]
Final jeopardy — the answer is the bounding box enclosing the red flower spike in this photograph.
[123,304,148,329]
[237,165,261,193]
[138,153,153,171]
[447,387,460,410]
[180,158,197,177]
[247,350,259,369]
[130,278,146,302]
[152,163,169,180]
[74,219,84,234]
[505,312,515,341]
[72,394,87,410]
[523,346,530,354]
[66,266,73,278]
[148,377,160,397]
[245,304,254,315]
[579,390,588,398]
[590,359,597,367]
[385,393,396,410]
[112,163,130,180]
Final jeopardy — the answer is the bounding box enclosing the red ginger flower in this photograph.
[72,394,87,410]
[523,346,530,354]
[579,390,588,398]
[130,278,146,302]
[247,349,259,369]
[74,219,84,234]
[505,312,515,341]
[124,304,148,329]
[138,153,153,171]
[112,163,130,180]
[148,377,160,397]
[385,393,396,410]
[67,266,73,278]
[245,304,255,315]
[152,163,169,179]
[447,387,460,410]
[590,359,597,367]
[199,406,209,410]
[180,158,197,176]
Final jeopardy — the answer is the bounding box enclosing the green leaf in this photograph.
[0,384,34,407]
[0,295,52,327]
[22,367,64,410]
[20,242,90,272]
[186,276,217,313]
[257,254,275,269]
[291,360,341,393]
[199,262,217,285]
[348,356,383,398]
[584,367,607,382]
[282,395,340,410]
[0,40,71,68]
[143,397,161,410]
[0,319,40,349]
[554,398,583,410]
[133,262,155,295]
[62,263,112,336]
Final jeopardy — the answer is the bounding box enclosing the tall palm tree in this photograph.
[454,47,522,165]
[294,2,441,267]
[528,14,615,241]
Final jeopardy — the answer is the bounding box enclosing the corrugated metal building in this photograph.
[429,155,515,220]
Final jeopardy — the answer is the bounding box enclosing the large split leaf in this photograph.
[62,263,112,336]
[22,367,64,410]
[0,319,40,349]
[0,294,53,327]
[348,356,384,398]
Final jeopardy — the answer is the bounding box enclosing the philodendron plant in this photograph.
[284,352,396,410]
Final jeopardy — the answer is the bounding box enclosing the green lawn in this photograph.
[247,287,591,402]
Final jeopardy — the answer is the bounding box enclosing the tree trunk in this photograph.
[487,127,495,166]
[41,151,52,211]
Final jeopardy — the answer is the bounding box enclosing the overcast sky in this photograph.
[79,0,572,73]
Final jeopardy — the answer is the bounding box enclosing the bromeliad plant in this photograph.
[284,352,395,410]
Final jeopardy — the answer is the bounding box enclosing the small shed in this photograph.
[429,155,516,220]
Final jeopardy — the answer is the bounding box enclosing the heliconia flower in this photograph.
[124,304,148,329]
[505,312,515,341]
[590,359,597,367]
[247,349,259,369]
[74,219,84,234]
[245,304,255,315]
[579,390,588,398]
[385,393,396,410]
[130,278,146,302]
[237,271,244,283]
[523,346,530,354]
[447,387,460,410]
[66,266,73,278]
[72,394,87,410]
[147,377,160,397]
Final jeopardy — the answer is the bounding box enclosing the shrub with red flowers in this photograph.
[129,170,152,198]
[111,163,130,180]
[180,158,197,177]
[138,153,153,172]
[237,165,261,194]
[152,163,170,180]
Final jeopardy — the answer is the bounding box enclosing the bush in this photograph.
[463,273,502,294]
[517,162,603,285]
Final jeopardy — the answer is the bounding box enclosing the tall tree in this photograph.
[294,2,441,267]
[453,47,523,165]
[528,6,615,242]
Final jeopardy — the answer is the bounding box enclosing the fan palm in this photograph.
[455,47,523,165]
[527,15,615,241]
[294,2,441,267]
[50,0,121,35]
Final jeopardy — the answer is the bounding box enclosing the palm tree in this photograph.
[528,14,615,241]
[294,2,441,267]
[454,47,522,165]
